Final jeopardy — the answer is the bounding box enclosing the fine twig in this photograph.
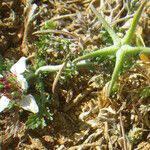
[52,53,70,107]
[40,13,77,26]
[33,29,79,40]
[67,141,103,150]
[120,112,127,150]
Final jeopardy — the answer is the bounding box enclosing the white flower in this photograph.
[10,57,27,75]
[17,74,28,91]
[0,57,39,113]
[10,57,28,90]
[20,94,39,113]
[0,96,10,112]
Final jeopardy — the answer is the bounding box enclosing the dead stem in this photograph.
[33,29,79,40]
[112,14,134,26]
[86,0,98,11]
[52,53,70,108]
[21,3,37,56]
[113,4,125,21]
[104,122,114,150]
[66,0,82,4]
[120,112,127,150]
[27,53,35,60]
[68,141,103,150]
[64,86,95,112]
[40,13,77,26]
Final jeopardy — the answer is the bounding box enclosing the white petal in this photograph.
[0,74,3,78]
[17,75,28,90]
[20,94,39,113]
[10,57,27,75]
[0,96,10,112]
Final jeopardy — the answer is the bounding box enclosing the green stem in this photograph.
[90,5,121,46]
[121,0,147,45]
[126,46,150,54]
[108,48,126,96]
[35,64,64,75]
[73,46,118,63]
[35,60,93,75]
[140,47,150,53]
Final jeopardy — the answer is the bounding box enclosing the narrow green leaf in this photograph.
[73,46,118,63]
[122,0,147,45]
[90,5,121,46]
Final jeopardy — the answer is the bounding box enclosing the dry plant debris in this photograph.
[0,0,150,149]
